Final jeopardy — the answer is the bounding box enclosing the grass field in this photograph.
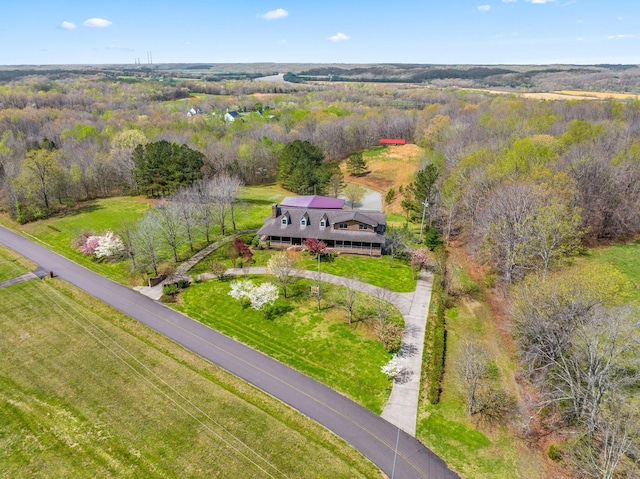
[0,197,153,284]
[342,145,422,214]
[0,248,381,478]
[580,240,640,302]
[173,276,397,413]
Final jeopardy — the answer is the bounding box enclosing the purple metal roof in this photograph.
[280,195,345,209]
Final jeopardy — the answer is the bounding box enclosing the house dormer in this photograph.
[319,213,328,229]
[300,212,310,227]
[280,211,291,226]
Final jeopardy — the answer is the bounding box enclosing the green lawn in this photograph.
[233,184,289,231]
[0,186,288,285]
[173,276,396,413]
[0,256,381,478]
[191,246,416,293]
[296,254,416,292]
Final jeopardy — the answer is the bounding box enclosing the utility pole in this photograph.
[316,253,321,311]
[418,200,429,243]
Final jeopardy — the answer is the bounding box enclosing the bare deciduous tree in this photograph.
[173,187,200,252]
[333,275,360,324]
[153,202,185,263]
[266,251,298,299]
[134,213,161,276]
[454,338,490,416]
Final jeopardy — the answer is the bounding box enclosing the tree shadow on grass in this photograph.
[57,203,104,218]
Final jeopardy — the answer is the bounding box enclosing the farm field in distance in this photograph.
[0,246,380,478]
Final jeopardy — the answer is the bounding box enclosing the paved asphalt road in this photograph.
[0,226,459,479]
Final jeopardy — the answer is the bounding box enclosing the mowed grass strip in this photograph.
[0,246,36,281]
[0,275,381,478]
[174,277,394,413]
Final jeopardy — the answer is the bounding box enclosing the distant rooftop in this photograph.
[280,195,345,209]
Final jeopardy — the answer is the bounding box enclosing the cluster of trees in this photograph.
[512,269,639,477]
[116,173,243,275]
[277,140,341,195]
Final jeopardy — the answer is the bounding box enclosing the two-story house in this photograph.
[257,196,387,256]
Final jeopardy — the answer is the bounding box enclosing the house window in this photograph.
[300,218,307,226]
[339,223,348,229]
[281,217,288,225]
[320,219,326,227]
[358,224,367,230]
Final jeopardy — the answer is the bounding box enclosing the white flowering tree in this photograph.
[94,231,125,259]
[228,280,279,312]
[381,354,404,378]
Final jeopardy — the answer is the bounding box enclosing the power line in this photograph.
[38,281,290,479]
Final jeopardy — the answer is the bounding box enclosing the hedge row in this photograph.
[425,248,448,404]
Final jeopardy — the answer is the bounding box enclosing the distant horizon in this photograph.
[1,61,638,68]
[2,1,639,65]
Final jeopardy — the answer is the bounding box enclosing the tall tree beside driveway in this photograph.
[132,140,204,197]
[277,140,341,195]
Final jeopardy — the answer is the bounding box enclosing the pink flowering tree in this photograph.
[304,238,327,257]
[76,231,125,260]
[410,247,435,278]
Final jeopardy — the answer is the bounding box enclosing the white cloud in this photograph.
[525,0,555,3]
[607,34,635,40]
[618,16,624,21]
[83,18,112,28]
[106,45,134,51]
[258,8,289,20]
[502,0,517,3]
[478,5,491,11]
[61,21,76,30]
[328,32,349,42]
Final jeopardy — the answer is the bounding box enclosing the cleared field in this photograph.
[342,144,422,214]
[0,252,380,478]
[456,87,640,101]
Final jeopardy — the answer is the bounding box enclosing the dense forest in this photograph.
[1,67,640,477]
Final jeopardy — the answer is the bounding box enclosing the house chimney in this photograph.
[272,204,279,218]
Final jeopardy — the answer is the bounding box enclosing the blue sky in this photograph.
[1,0,639,65]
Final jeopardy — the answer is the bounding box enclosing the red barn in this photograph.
[380,138,406,145]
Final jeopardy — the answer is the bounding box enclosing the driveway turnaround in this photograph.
[0,226,459,479]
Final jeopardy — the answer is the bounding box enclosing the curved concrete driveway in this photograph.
[214,267,432,436]
[0,226,458,479]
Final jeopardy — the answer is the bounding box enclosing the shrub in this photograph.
[209,260,227,280]
[548,444,562,462]
[385,188,396,204]
[424,226,443,250]
[376,323,404,354]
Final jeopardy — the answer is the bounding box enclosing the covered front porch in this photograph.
[267,236,382,257]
